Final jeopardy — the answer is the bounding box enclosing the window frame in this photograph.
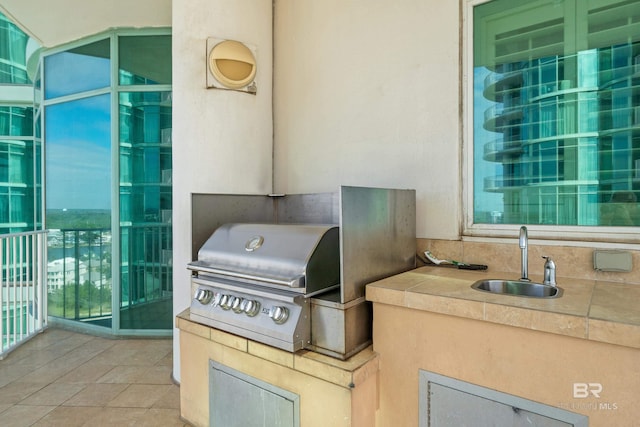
[462,0,640,244]
[40,27,173,335]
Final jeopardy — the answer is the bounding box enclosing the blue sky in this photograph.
[45,94,111,210]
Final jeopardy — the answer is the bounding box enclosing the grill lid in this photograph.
[188,223,340,293]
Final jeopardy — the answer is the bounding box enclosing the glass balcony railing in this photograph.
[46,228,112,323]
[1,230,48,357]
[47,224,172,329]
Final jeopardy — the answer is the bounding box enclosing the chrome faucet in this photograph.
[542,256,556,286]
[519,226,529,281]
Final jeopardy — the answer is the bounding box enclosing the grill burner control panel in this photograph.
[190,276,310,352]
[194,287,288,323]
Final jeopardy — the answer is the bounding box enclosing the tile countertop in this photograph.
[365,266,640,350]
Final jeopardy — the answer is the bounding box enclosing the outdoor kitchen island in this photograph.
[367,266,640,427]
[179,186,416,427]
[176,309,379,427]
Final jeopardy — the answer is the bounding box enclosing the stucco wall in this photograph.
[171,0,273,381]
[273,0,461,240]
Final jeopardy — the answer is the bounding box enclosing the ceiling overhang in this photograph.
[0,0,171,48]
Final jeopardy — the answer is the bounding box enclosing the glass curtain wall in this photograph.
[472,0,640,227]
[0,12,30,84]
[0,12,37,234]
[44,32,172,333]
[118,35,172,330]
[0,12,40,345]
[44,39,113,326]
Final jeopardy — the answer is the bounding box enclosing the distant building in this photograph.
[47,257,89,291]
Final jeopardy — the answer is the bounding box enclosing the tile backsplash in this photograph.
[417,238,640,285]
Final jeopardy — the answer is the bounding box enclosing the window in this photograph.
[43,31,172,332]
[44,38,111,99]
[469,0,640,232]
[0,13,37,234]
[0,12,30,84]
[118,35,172,85]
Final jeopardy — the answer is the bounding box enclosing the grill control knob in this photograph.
[219,294,232,310]
[269,306,289,324]
[194,288,213,305]
[241,299,261,317]
[231,297,244,313]
[211,292,223,307]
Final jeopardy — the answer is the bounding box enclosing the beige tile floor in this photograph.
[0,328,190,426]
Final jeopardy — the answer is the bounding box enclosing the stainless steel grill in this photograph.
[188,186,417,359]
[188,223,340,352]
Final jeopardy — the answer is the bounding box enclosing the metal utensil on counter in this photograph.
[418,250,488,271]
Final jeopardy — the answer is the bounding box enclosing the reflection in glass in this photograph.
[473,0,640,226]
[0,108,34,234]
[45,94,112,326]
[119,91,172,330]
[44,38,110,99]
[34,114,42,229]
[42,32,172,333]
[119,35,172,85]
[0,12,37,236]
[0,140,34,232]
[0,106,33,136]
[0,12,31,84]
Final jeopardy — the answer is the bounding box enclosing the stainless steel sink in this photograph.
[471,279,562,298]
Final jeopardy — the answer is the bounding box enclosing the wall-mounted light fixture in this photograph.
[206,38,257,94]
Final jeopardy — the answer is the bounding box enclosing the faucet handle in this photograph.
[542,256,556,286]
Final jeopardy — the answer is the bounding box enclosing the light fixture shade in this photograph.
[206,38,257,93]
